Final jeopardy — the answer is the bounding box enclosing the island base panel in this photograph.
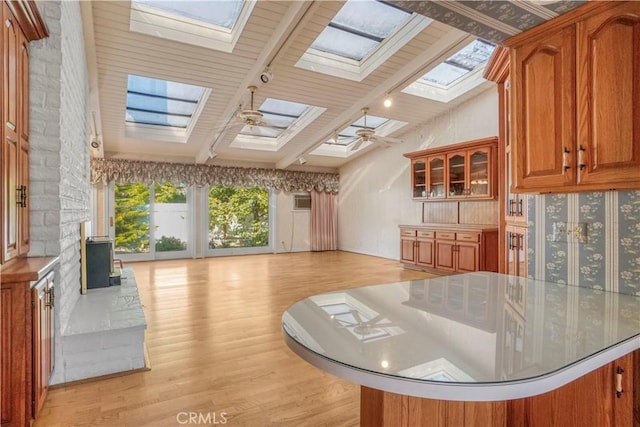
[360,349,638,427]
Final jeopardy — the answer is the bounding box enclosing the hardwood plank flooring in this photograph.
[34,251,436,426]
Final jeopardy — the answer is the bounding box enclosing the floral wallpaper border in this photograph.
[90,158,339,193]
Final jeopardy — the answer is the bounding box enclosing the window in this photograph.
[402,38,496,103]
[311,0,411,61]
[420,39,496,86]
[130,0,255,52]
[125,75,210,143]
[132,0,242,29]
[208,186,269,249]
[296,0,431,81]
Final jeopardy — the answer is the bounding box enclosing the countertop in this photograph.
[1,256,59,284]
[282,272,640,401]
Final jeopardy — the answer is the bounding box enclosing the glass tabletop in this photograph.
[283,272,640,385]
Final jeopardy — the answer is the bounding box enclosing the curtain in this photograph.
[311,189,338,251]
[91,158,339,193]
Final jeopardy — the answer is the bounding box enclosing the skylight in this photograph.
[295,0,431,82]
[130,0,255,52]
[132,0,243,29]
[420,39,496,87]
[311,0,412,61]
[126,75,206,129]
[239,98,309,138]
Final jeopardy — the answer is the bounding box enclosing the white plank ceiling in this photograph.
[82,1,565,171]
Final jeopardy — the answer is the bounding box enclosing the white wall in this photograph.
[275,191,310,253]
[338,88,499,260]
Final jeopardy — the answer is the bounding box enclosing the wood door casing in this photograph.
[512,25,576,191]
[576,2,640,188]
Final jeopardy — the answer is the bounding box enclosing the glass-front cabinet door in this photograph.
[469,148,490,197]
[412,159,426,198]
[427,156,446,199]
[447,152,467,197]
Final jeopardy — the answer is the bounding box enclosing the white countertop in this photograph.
[282,272,640,401]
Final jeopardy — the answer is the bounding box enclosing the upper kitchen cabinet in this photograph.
[505,1,640,193]
[1,1,48,265]
[405,137,497,201]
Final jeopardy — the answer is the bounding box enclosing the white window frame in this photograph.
[129,1,256,52]
[295,14,432,82]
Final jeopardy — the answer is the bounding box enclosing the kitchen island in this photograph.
[282,272,640,426]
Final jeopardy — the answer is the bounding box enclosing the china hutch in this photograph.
[0,2,55,426]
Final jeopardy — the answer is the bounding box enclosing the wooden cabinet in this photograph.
[362,349,639,427]
[1,257,58,427]
[405,138,497,201]
[400,228,435,269]
[506,1,640,193]
[1,1,46,266]
[400,225,497,274]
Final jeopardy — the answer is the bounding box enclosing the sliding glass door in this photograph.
[112,182,193,261]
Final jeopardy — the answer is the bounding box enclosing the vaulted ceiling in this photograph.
[83,1,583,171]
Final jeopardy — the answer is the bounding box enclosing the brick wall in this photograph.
[29,0,90,384]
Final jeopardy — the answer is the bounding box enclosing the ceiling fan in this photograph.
[348,107,403,151]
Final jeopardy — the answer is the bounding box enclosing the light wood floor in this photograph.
[34,251,436,427]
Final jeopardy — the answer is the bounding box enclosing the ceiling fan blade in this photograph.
[350,138,365,151]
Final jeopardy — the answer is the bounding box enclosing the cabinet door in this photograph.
[447,152,467,198]
[468,148,491,198]
[435,241,456,272]
[427,156,446,199]
[17,33,29,255]
[511,26,576,191]
[2,3,19,263]
[416,239,434,268]
[400,237,416,264]
[456,242,479,273]
[411,159,426,198]
[576,3,640,189]
[32,280,49,418]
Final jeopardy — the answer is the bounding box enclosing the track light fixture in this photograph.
[260,68,273,84]
[298,156,307,165]
[383,95,392,108]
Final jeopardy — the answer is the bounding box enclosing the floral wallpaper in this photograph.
[389,1,584,43]
[527,190,640,296]
[619,191,640,295]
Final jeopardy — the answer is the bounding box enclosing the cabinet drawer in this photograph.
[417,230,434,239]
[435,232,456,240]
[456,232,480,242]
[401,229,417,237]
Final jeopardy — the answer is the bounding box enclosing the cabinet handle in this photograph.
[517,199,523,216]
[16,185,27,208]
[615,366,624,398]
[508,199,516,216]
[507,232,513,250]
[577,145,586,171]
[562,147,571,174]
